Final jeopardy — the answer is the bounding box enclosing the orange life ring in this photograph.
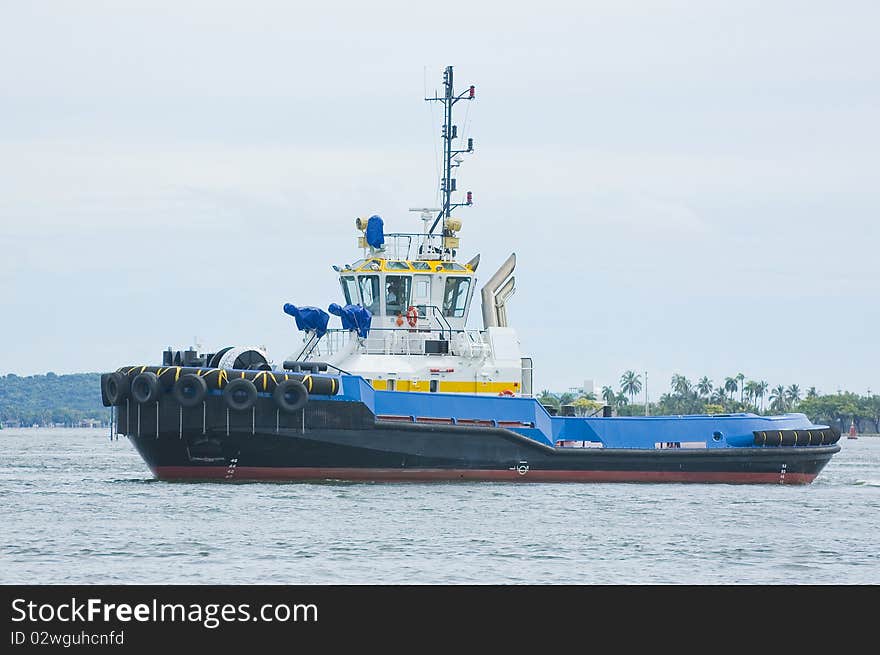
[406,306,419,328]
[499,389,515,397]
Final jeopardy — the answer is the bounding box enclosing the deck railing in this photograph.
[308,327,487,357]
[359,232,457,261]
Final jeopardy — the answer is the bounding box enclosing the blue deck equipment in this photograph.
[365,215,384,248]
[282,304,330,338]
[328,303,372,338]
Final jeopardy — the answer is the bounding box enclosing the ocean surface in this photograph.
[2,428,878,584]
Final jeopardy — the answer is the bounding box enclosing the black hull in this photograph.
[115,397,839,485]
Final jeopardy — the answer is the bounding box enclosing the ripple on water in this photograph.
[4,428,880,584]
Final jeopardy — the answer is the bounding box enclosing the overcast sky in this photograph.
[1,0,878,398]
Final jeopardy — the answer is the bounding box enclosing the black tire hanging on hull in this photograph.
[101,372,129,406]
[131,372,161,404]
[223,378,257,411]
[273,379,309,413]
[173,373,208,408]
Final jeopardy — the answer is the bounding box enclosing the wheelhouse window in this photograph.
[358,275,380,315]
[443,277,471,317]
[385,275,412,316]
[386,261,411,271]
[340,276,359,305]
[411,261,431,271]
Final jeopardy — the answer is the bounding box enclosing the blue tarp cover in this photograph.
[328,303,372,338]
[283,304,329,338]
[365,215,384,248]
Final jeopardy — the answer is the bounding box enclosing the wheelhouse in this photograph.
[337,258,476,331]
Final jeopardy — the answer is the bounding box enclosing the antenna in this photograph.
[425,66,476,236]
[409,207,441,236]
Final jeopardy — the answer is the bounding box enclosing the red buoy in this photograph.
[848,420,858,439]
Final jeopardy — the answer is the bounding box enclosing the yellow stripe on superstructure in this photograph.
[352,259,475,274]
[442,381,518,394]
[369,380,519,394]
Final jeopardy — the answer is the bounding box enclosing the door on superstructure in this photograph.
[412,275,431,319]
[443,276,472,318]
[384,275,412,317]
[358,274,381,316]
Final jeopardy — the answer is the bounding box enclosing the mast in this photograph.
[425,66,475,236]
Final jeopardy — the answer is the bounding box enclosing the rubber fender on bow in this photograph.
[223,378,258,411]
[116,365,340,396]
[753,427,841,446]
[173,373,208,408]
[273,379,309,413]
[131,372,162,404]
[101,372,129,406]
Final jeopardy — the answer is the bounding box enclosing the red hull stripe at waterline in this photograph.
[154,466,817,485]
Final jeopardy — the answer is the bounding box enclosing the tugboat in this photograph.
[101,67,841,484]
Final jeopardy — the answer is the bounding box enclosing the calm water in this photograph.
[2,428,878,584]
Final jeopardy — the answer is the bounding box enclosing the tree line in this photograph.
[3,371,877,433]
[538,371,880,433]
[0,372,108,427]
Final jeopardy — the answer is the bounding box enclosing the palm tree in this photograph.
[696,377,713,398]
[670,374,692,396]
[806,386,818,399]
[769,385,787,413]
[757,381,768,411]
[724,377,738,400]
[615,392,629,407]
[743,381,760,409]
[557,392,576,408]
[710,388,728,405]
[736,373,745,404]
[601,385,616,406]
[786,384,801,408]
[537,389,559,409]
[619,370,642,406]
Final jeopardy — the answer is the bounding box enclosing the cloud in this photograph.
[0,1,877,393]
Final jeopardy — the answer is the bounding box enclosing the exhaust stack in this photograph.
[481,253,516,328]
